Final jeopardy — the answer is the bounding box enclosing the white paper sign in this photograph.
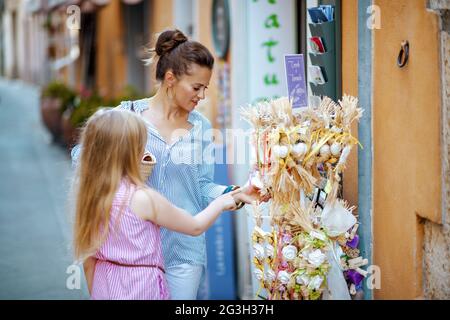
[248,0,297,105]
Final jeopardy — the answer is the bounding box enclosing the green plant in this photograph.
[69,85,151,128]
[69,93,104,128]
[108,85,149,107]
[41,81,77,113]
[42,12,57,33]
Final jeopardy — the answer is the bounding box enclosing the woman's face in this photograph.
[171,64,212,112]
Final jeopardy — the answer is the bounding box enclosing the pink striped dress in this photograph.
[91,179,170,300]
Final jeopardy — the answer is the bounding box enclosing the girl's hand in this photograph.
[241,181,271,203]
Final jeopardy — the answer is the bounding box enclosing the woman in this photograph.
[72,29,261,299]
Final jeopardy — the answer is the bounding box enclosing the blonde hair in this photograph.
[73,108,148,261]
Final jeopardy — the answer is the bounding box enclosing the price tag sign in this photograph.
[284,54,308,108]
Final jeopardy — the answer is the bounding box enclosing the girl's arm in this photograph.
[130,188,254,236]
[83,257,97,295]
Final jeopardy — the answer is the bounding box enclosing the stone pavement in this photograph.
[0,78,88,299]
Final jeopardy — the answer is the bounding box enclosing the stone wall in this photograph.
[424,0,450,300]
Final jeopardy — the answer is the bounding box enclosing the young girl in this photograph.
[73,108,254,300]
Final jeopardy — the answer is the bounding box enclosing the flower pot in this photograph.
[61,108,80,153]
[40,97,63,143]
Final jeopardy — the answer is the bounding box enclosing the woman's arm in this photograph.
[197,118,228,204]
[83,257,97,295]
[197,119,266,203]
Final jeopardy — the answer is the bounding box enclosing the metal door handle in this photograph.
[397,41,409,68]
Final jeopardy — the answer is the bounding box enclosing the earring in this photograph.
[166,86,176,100]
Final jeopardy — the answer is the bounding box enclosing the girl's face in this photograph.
[170,64,212,112]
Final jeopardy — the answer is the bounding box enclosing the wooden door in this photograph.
[372,0,442,299]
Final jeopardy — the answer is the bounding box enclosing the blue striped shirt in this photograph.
[71,98,226,268]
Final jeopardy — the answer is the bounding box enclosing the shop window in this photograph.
[122,0,150,94]
[306,0,342,103]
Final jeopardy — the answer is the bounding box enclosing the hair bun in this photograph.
[155,29,188,56]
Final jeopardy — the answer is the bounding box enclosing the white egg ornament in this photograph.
[292,143,307,158]
[320,144,331,157]
[330,142,342,156]
[311,142,320,154]
[272,145,280,158]
[273,145,288,158]
[279,146,289,158]
[330,126,343,134]
[338,145,352,166]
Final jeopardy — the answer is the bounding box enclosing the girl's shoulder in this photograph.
[129,187,156,221]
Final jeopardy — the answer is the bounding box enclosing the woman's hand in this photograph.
[218,188,256,211]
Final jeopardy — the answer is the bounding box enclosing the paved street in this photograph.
[0,78,88,299]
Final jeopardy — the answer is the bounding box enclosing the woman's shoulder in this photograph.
[116,98,150,113]
[190,110,212,129]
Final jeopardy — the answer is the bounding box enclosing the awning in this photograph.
[21,0,80,14]
[89,0,110,5]
[49,0,144,10]
[5,0,20,11]
[24,0,43,13]
[47,0,69,8]
[90,0,144,5]
[121,0,144,4]
[28,0,144,14]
